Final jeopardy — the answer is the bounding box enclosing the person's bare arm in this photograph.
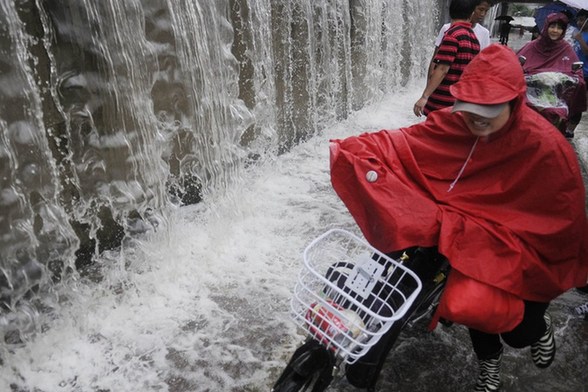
[413,63,450,117]
[427,47,440,79]
[575,32,588,55]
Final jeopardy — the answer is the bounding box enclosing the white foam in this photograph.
[0,85,422,391]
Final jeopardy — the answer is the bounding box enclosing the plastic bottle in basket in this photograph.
[306,300,365,345]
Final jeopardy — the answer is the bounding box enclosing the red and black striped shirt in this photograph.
[424,22,480,115]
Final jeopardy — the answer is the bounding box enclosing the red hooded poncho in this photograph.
[330,45,588,306]
[517,12,587,119]
[517,13,576,74]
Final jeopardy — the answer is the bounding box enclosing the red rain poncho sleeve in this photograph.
[330,106,588,302]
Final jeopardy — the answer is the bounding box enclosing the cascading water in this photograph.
[0,0,446,390]
[2,2,588,391]
[1,0,437,338]
[0,0,80,339]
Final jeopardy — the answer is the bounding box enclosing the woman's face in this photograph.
[547,22,564,40]
[462,105,512,138]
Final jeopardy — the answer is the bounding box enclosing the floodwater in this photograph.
[1,83,588,392]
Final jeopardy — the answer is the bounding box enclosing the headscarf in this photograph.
[538,12,568,50]
[330,44,588,303]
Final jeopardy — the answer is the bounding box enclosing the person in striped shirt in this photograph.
[413,0,481,117]
[429,0,492,69]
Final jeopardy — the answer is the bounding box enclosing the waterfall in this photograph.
[0,0,438,343]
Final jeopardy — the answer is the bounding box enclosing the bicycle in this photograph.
[271,229,450,392]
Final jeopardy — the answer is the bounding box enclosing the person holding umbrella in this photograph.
[496,15,514,45]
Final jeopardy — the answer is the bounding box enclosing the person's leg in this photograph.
[577,284,588,294]
[501,301,555,368]
[469,329,503,392]
[469,329,503,359]
[500,301,548,348]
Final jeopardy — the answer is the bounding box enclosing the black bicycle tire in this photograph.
[271,368,321,392]
[272,339,335,392]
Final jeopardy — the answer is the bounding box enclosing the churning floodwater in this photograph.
[0,0,432,318]
[2,87,588,392]
[1,0,588,391]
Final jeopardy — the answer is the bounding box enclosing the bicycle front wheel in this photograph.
[271,368,321,392]
[272,339,335,392]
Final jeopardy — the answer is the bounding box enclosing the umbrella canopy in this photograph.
[534,2,578,31]
[559,0,588,10]
[511,16,537,28]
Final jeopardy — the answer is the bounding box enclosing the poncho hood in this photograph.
[450,44,526,105]
[538,12,569,49]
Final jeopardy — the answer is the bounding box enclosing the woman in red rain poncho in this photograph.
[330,44,588,391]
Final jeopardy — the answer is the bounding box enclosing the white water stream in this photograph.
[2,82,588,392]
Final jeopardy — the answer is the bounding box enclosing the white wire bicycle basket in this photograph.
[291,229,422,364]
